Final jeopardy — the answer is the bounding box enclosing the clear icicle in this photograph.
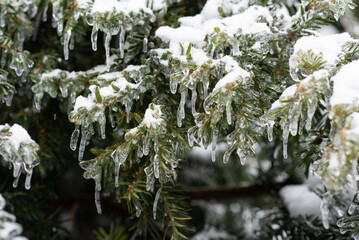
[321,193,330,229]
[70,128,80,151]
[143,134,150,156]
[100,123,106,139]
[135,204,142,217]
[267,120,274,141]
[211,128,218,162]
[63,29,72,60]
[154,155,160,179]
[153,187,162,219]
[305,99,317,131]
[170,80,178,94]
[119,27,125,58]
[191,89,197,115]
[223,142,236,164]
[12,167,22,188]
[180,90,186,119]
[104,33,111,71]
[91,27,98,51]
[78,130,88,162]
[25,168,33,190]
[177,104,183,127]
[226,99,232,125]
[34,94,42,111]
[111,150,120,187]
[94,173,102,214]
[237,148,247,165]
[282,124,289,159]
[348,203,356,215]
[125,102,131,123]
[187,127,196,147]
[143,37,148,53]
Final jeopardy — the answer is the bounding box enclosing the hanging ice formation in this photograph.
[0,193,28,240]
[0,124,40,190]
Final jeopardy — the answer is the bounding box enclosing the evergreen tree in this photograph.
[1,0,359,239]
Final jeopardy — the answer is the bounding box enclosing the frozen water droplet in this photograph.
[100,123,106,139]
[154,155,160,179]
[119,27,125,58]
[337,218,345,228]
[153,187,161,220]
[267,120,274,141]
[321,193,330,229]
[111,150,120,187]
[223,143,236,164]
[70,128,80,151]
[63,29,71,60]
[135,204,142,217]
[226,99,232,125]
[187,126,197,147]
[305,100,316,131]
[237,148,246,165]
[143,37,148,53]
[282,124,289,159]
[348,203,356,215]
[94,173,102,214]
[170,80,178,94]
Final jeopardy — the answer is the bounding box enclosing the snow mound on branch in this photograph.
[331,59,359,106]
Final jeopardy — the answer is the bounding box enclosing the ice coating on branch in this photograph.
[0,124,39,190]
[0,193,28,240]
[331,59,359,106]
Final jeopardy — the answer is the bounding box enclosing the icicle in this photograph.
[143,134,150,156]
[321,193,330,229]
[135,203,142,217]
[91,27,98,51]
[111,150,120,187]
[63,28,72,60]
[340,228,348,234]
[180,90,186,119]
[94,173,102,214]
[42,3,48,22]
[282,124,289,159]
[104,33,111,71]
[289,104,300,136]
[203,132,209,150]
[24,168,33,190]
[17,31,25,52]
[154,138,159,153]
[203,83,208,99]
[226,99,232,125]
[348,203,356,215]
[153,187,162,220]
[267,120,274,141]
[211,128,218,162]
[146,175,154,191]
[143,37,148,53]
[154,155,160,179]
[100,123,106,139]
[125,102,131,123]
[305,99,317,131]
[191,89,197,115]
[187,126,196,147]
[34,94,42,111]
[237,148,246,165]
[223,142,236,164]
[78,129,89,162]
[59,84,68,98]
[109,110,115,128]
[0,7,5,27]
[70,128,79,151]
[119,27,125,58]
[177,104,183,127]
[12,165,21,188]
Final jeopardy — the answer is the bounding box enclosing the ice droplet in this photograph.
[104,33,111,71]
[100,123,106,139]
[237,148,246,165]
[70,128,80,151]
[337,218,345,228]
[211,128,218,162]
[119,27,125,58]
[170,80,178,94]
[143,134,150,156]
[78,130,89,161]
[305,99,317,131]
[153,187,162,220]
[111,150,120,188]
[348,203,356,215]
